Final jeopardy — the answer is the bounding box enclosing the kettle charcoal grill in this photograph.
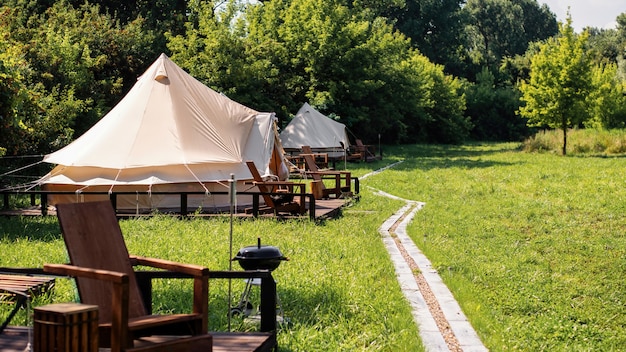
[230,238,287,319]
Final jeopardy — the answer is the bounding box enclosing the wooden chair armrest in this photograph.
[44,263,128,283]
[129,256,209,277]
[253,181,306,192]
[253,180,298,186]
[305,170,350,176]
[130,256,209,332]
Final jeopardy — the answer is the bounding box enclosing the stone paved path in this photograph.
[361,163,488,352]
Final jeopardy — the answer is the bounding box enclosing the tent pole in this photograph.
[227,173,235,331]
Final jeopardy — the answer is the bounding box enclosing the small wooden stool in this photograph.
[34,303,98,352]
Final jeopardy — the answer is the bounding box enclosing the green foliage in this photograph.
[518,16,593,154]
[168,0,470,144]
[465,68,530,141]
[585,63,626,129]
[462,0,557,71]
[0,1,156,156]
[415,58,470,144]
[464,0,525,66]
[1,0,623,159]
[382,0,468,74]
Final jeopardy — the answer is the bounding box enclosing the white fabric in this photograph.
[39,54,278,187]
[279,103,349,151]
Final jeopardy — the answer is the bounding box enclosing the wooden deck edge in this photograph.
[0,197,354,221]
[0,328,276,352]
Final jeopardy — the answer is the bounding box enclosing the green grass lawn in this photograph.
[2,142,626,351]
[365,143,626,351]
[0,179,420,351]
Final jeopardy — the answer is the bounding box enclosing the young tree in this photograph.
[585,63,626,129]
[518,15,592,155]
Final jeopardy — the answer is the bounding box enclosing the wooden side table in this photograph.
[33,303,98,352]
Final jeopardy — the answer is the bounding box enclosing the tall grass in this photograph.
[365,143,626,351]
[522,128,626,155]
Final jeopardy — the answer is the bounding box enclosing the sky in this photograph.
[539,0,626,32]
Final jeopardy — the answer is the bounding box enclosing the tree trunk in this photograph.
[562,125,567,155]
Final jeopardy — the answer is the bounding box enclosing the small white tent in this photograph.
[37,53,287,211]
[279,103,349,158]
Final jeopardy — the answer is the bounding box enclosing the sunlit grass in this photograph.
[0,184,420,351]
[366,142,626,351]
[522,128,626,155]
[4,141,626,351]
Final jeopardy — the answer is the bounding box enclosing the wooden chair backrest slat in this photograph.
[245,161,277,208]
[56,201,147,324]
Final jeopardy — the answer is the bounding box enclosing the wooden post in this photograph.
[180,193,188,217]
[259,273,277,333]
[252,193,260,217]
[41,193,48,216]
[308,195,315,221]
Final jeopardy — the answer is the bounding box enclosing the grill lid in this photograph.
[232,238,288,271]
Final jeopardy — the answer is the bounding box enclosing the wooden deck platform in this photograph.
[0,327,276,352]
[0,197,352,221]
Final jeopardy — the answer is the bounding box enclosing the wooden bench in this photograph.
[0,273,55,333]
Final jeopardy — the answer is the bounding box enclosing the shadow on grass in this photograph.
[394,156,517,171]
[389,143,520,159]
[389,144,522,172]
[0,216,61,242]
[347,143,523,174]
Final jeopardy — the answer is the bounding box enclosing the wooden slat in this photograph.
[0,329,276,352]
[0,274,55,300]
[212,332,276,352]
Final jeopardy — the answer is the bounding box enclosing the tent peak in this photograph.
[154,53,169,81]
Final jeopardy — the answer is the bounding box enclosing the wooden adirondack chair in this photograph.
[43,200,212,352]
[300,146,329,169]
[301,154,351,199]
[245,161,306,215]
[353,139,379,161]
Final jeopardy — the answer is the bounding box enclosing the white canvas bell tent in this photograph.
[279,103,349,158]
[36,53,288,211]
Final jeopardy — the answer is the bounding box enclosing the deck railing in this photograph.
[1,190,319,220]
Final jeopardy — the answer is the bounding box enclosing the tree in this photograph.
[0,1,156,156]
[169,0,470,144]
[463,0,557,73]
[585,63,626,129]
[464,0,526,67]
[465,68,529,141]
[514,0,558,46]
[518,15,593,155]
[380,0,467,75]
